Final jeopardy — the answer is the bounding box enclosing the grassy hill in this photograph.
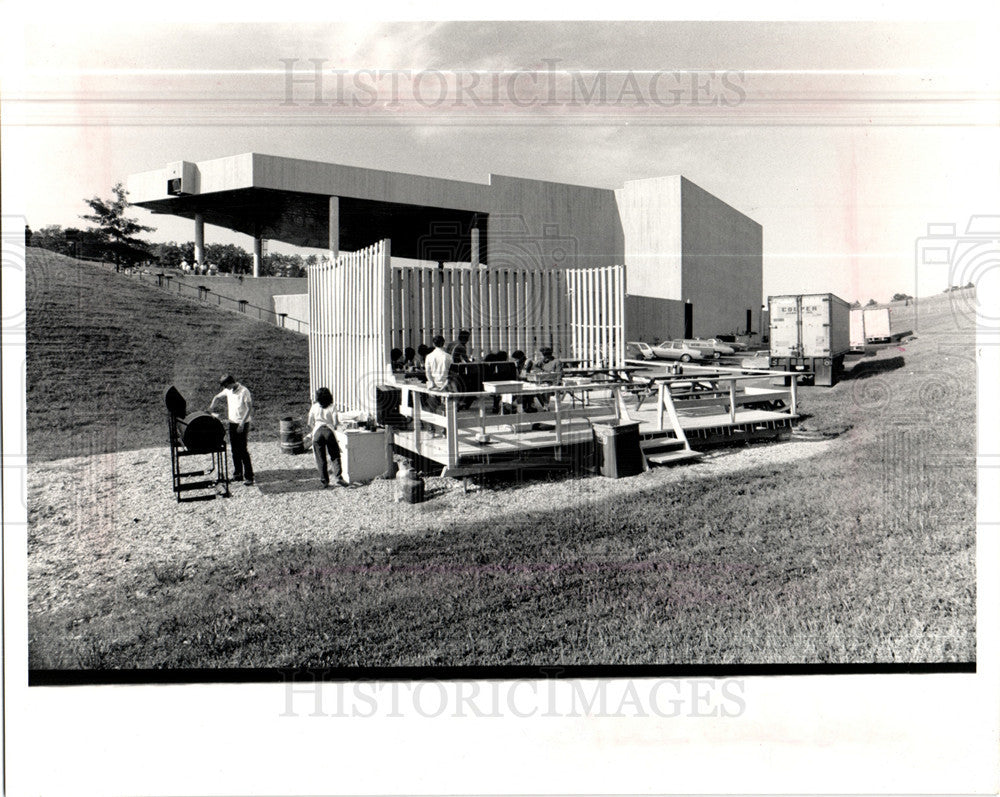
[26,248,310,461]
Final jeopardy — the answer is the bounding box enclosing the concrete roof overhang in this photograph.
[128,154,492,261]
[138,188,483,261]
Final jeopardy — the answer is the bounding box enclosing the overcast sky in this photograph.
[4,20,999,302]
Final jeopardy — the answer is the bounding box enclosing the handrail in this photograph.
[390,379,623,399]
[132,268,308,334]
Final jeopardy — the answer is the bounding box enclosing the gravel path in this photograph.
[28,436,835,616]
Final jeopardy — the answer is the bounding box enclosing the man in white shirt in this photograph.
[210,374,255,485]
[423,335,452,415]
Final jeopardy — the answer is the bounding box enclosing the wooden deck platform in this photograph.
[391,379,798,477]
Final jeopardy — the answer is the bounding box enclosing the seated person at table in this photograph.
[402,347,417,371]
[511,350,528,377]
[414,343,431,369]
[526,348,560,410]
[482,351,509,414]
[446,330,473,363]
[507,350,534,412]
[390,348,405,372]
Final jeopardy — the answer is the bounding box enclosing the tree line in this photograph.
[30,224,313,278]
[27,182,313,277]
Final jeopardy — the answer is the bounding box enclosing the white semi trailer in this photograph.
[862,307,892,344]
[849,306,893,349]
[768,293,852,386]
[850,308,866,350]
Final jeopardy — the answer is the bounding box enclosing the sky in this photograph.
[3,19,999,303]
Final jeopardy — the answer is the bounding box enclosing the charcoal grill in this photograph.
[165,386,230,501]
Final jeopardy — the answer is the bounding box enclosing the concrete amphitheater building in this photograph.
[127,152,763,342]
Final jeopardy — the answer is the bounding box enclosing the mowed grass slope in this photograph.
[27,277,978,667]
[26,248,309,461]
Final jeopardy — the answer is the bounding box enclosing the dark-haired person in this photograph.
[402,346,417,371]
[307,387,348,488]
[526,348,560,412]
[446,329,473,363]
[414,343,431,369]
[390,348,405,372]
[210,374,255,485]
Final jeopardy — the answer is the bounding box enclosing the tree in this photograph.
[849,300,862,309]
[891,293,913,302]
[81,183,155,267]
[205,243,252,274]
[866,299,878,307]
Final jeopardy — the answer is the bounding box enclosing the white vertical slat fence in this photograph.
[308,240,392,414]
[311,255,627,413]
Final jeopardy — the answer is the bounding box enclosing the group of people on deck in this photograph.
[389,330,562,417]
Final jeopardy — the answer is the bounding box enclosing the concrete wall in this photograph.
[615,175,682,300]
[679,177,763,338]
[167,274,308,318]
[484,175,624,270]
[625,295,686,344]
[273,293,310,334]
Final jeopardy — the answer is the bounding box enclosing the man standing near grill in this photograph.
[210,374,255,486]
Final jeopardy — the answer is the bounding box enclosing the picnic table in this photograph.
[561,365,644,383]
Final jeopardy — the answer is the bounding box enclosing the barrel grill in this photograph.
[165,386,230,501]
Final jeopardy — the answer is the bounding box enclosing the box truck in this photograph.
[850,308,866,350]
[768,293,851,386]
[862,307,892,344]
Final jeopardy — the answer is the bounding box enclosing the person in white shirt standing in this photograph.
[307,387,348,488]
[210,374,255,486]
[423,335,452,415]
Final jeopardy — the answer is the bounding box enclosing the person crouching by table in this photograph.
[307,387,348,488]
[210,374,255,486]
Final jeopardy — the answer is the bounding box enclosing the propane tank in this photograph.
[395,461,425,504]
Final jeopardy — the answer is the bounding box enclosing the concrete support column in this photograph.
[328,196,339,258]
[194,213,205,265]
[252,236,262,278]
[470,226,480,268]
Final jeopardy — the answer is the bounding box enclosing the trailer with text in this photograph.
[768,293,851,386]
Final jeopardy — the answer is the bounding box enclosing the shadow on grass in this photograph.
[842,356,906,380]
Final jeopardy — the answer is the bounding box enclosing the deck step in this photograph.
[646,449,703,466]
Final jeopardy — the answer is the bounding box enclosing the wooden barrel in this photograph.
[279,417,305,454]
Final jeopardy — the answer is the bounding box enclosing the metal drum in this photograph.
[279,417,305,454]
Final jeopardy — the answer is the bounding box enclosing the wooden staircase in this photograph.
[616,388,703,467]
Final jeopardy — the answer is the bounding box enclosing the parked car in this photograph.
[625,341,656,360]
[714,335,750,352]
[650,340,705,362]
[681,338,734,358]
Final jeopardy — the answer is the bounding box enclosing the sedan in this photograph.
[626,341,656,360]
[681,338,734,358]
[713,336,749,352]
[650,340,705,362]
